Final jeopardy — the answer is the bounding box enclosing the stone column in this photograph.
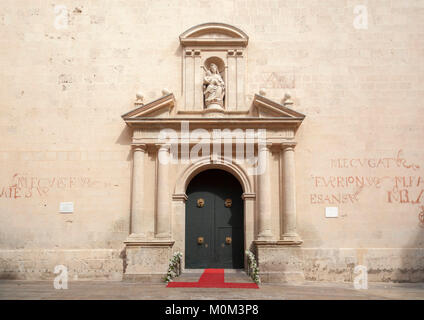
[236,50,245,110]
[227,50,237,110]
[257,143,273,239]
[171,193,188,268]
[156,144,171,238]
[281,144,302,243]
[129,144,146,237]
[193,50,202,110]
[184,49,194,110]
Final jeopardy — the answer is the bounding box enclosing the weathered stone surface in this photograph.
[0,249,123,280]
[255,247,424,283]
[0,0,423,283]
[124,246,172,276]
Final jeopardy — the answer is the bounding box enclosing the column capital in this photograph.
[281,142,297,151]
[155,143,171,151]
[258,141,273,151]
[132,144,147,151]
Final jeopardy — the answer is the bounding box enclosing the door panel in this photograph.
[185,169,244,269]
[214,227,243,268]
[185,191,214,268]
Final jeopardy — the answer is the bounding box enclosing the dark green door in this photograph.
[185,169,244,269]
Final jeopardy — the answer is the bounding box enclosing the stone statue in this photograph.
[203,63,225,109]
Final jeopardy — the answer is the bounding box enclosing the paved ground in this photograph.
[1,272,423,300]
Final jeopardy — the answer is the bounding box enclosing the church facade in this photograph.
[122,23,307,281]
[0,1,423,283]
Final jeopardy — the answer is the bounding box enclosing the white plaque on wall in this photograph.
[59,202,74,213]
[325,207,338,218]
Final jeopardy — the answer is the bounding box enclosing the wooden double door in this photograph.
[185,169,244,269]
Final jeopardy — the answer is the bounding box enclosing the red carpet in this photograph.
[166,269,259,289]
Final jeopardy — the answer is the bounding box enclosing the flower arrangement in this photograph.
[245,250,260,284]
[163,251,183,283]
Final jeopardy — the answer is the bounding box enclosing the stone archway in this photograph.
[174,156,253,195]
[185,169,244,269]
[172,156,255,270]
[121,22,305,281]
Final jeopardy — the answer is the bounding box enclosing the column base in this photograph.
[155,233,171,239]
[257,230,273,241]
[126,233,146,241]
[280,233,303,245]
[254,240,303,246]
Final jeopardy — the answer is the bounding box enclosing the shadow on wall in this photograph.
[397,228,424,282]
[115,124,133,161]
[115,124,132,146]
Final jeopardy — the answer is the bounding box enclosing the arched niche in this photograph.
[179,23,248,112]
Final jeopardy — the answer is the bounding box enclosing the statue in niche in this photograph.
[203,63,225,109]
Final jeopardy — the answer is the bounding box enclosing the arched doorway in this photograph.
[185,169,244,269]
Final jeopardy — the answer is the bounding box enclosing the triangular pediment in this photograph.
[252,94,305,119]
[121,93,175,120]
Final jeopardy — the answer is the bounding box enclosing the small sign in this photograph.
[325,207,338,218]
[60,202,74,213]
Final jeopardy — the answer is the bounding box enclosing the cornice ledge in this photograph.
[253,239,303,247]
[124,118,303,123]
[124,239,175,247]
[242,192,256,200]
[172,193,188,202]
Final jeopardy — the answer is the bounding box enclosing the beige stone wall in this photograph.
[0,0,423,281]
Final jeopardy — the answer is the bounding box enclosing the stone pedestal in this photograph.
[255,241,305,283]
[203,104,225,118]
[123,240,174,282]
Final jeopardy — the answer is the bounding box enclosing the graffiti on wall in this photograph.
[330,150,420,171]
[260,72,295,89]
[0,173,113,199]
[309,149,423,225]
